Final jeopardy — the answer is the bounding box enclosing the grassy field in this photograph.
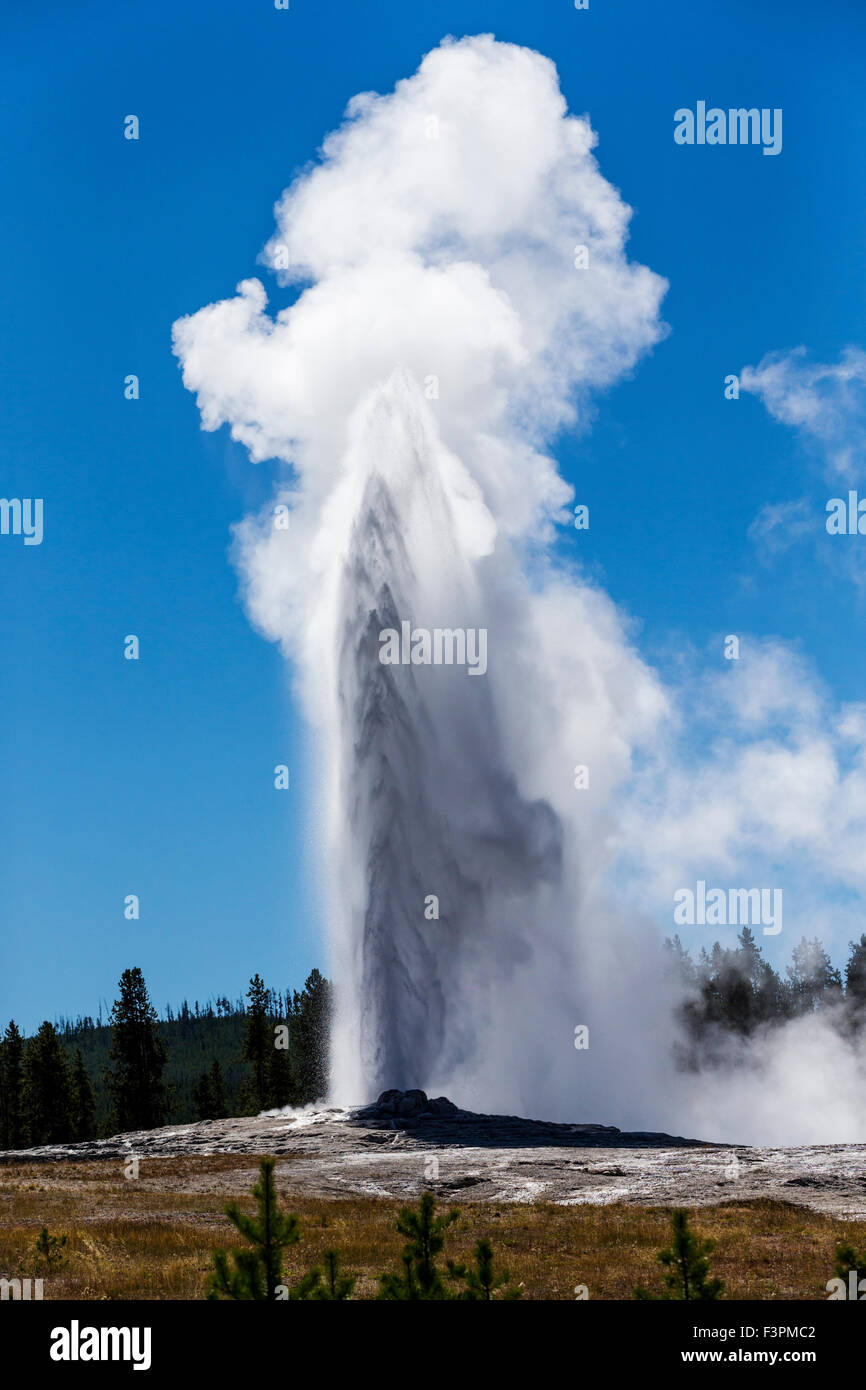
[0,1154,861,1300]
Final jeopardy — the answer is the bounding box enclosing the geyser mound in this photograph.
[361,1089,460,1121]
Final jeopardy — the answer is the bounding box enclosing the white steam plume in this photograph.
[173,33,668,1116]
[173,35,866,1141]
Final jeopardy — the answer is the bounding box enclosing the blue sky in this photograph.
[2,0,865,1033]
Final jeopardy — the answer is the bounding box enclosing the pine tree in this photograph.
[240,975,271,1113]
[71,1049,96,1141]
[35,1226,68,1269]
[0,1021,25,1149]
[834,1240,866,1283]
[207,1157,309,1301]
[291,969,331,1104]
[310,1250,355,1301]
[193,1057,230,1121]
[22,1023,74,1145]
[378,1192,459,1300]
[786,937,843,1015]
[193,1069,215,1120]
[844,935,866,1015]
[635,1210,724,1300]
[105,968,168,1131]
[662,934,696,987]
[736,928,784,1027]
[209,1059,228,1119]
[448,1236,522,1300]
[267,1039,295,1110]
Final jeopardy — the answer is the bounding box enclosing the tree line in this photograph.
[664,929,866,1065]
[0,966,331,1150]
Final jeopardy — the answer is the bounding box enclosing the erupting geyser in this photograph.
[173,34,671,1119]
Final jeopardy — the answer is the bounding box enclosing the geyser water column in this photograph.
[173,34,669,1116]
[327,370,562,1098]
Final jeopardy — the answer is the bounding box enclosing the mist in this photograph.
[173,34,865,1144]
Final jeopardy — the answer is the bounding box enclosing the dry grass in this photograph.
[0,1156,861,1300]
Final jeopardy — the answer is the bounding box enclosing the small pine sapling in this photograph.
[448,1236,522,1300]
[634,1209,724,1300]
[207,1157,300,1301]
[378,1192,459,1300]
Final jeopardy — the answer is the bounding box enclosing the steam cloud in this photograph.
[174,35,866,1141]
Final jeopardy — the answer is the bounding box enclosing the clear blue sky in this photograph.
[2,0,864,1032]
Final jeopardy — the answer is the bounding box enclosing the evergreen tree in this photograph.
[291,969,331,1104]
[35,1226,68,1269]
[267,1031,295,1110]
[844,935,866,1015]
[209,1059,228,1119]
[448,1236,522,1300]
[634,1209,724,1301]
[735,928,785,1027]
[786,938,843,1015]
[71,1048,96,1141]
[834,1240,866,1283]
[22,1022,74,1145]
[193,1069,215,1121]
[752,956,786,1026]
[193,1059,230,1121]
[378,1192,459,1300]
[240,975,271,1113]
[0,1021,25,1149]
[662,935,696,987]
[310,1250,355,1301]
[105,968,168,1130]
[207,1156,318,1301]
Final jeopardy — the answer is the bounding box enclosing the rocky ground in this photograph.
[3,1090,865,1218]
